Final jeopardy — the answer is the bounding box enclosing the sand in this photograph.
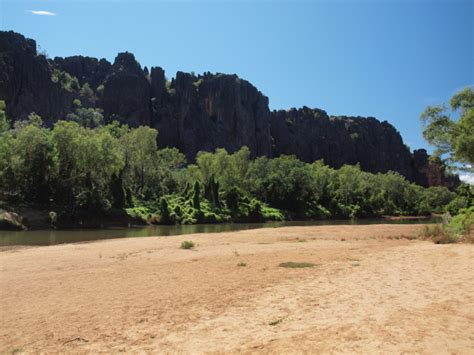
[0,224,473,354]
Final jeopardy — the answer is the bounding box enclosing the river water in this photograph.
[0,217,439,247]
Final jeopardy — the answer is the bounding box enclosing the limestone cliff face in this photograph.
[271,107,414,179]
[101,52,152,127]
[0,31,459,187]
[0,31,73,124]
[53,55,111,89]
[151,72,272,160]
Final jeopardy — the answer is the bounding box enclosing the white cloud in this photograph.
[29,10,57,16]
[459,174,474,185]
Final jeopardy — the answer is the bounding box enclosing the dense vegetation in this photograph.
[1,99,471,229]
[419,87,474,240]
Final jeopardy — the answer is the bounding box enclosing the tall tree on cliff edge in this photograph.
[421,87,474,173]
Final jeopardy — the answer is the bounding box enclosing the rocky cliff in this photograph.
[150,71,272,160]
[0,31,458,187]
[0,31,73,125]
[271,107,415,179]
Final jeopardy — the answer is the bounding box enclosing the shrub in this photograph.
[125,207,150,222]
[447,206,474,241]
[421,224,458,244]
[261,204,285,221]
[51,69,80,92]
[180,240,195,249]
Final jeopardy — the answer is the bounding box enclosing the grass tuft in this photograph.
[269,317,285,326]
[180,240,195,249]
[237,262,247,267]
[279,261,315,268]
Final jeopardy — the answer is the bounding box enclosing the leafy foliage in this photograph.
[421,87,474,170]
[51,69,80,92]
[66,107,104,128]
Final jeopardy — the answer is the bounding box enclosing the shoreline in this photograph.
[0,217,441,249]
[0,211,438,232]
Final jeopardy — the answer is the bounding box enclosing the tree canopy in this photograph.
[421,87,474,171]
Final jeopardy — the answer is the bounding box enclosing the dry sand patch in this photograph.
[0,224,473,353]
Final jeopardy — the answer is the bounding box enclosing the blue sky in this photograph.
[1,0,473,156]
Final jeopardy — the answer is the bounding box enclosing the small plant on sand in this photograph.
[347,257,360,262]
[11,348,23,354]
[421,225,458,244]
[279,262,315,268]
[180,240,195,249]
[268,317,285,326]
[237,262,247,267]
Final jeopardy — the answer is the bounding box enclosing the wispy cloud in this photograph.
[460,173,474,185]
[29,10,57,16]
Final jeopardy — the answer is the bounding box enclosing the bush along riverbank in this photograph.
[421,206,474,244]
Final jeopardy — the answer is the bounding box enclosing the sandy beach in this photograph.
[1,224,473,353]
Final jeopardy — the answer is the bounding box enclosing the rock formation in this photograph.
[53,55,111,89]
[0,31,73,125]
[101,52,152,127]
[0,31,459,187]
[412,149,460,188]
[151,71,272,160]
[271,107,415,179]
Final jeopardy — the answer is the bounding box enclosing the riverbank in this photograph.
[1,224,473,353]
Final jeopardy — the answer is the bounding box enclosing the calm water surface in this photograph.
[0,218,439,246]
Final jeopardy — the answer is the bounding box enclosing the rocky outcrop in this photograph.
[0,31,73,124]
[412,149,460,188]
[0,30,459,187]
[53,55,111,89]
[0,210,26,230]
[271,107,415,178]
[101,52,151,126]
[151,72,272,160]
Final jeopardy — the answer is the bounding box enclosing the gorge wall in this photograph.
[0,31,458,187]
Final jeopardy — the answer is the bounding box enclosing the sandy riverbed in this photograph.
[0,224,473,353]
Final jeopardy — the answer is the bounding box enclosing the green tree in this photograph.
[66,107,104,128]
[421,87,474,171]
[247,155,315,214]
[0,101,13,192]
[121,126,159,197]
[51,121,124,211]
[154,148,186,196]
[10,123,56,204]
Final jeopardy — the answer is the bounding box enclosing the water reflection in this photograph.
[0,218,439,247]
